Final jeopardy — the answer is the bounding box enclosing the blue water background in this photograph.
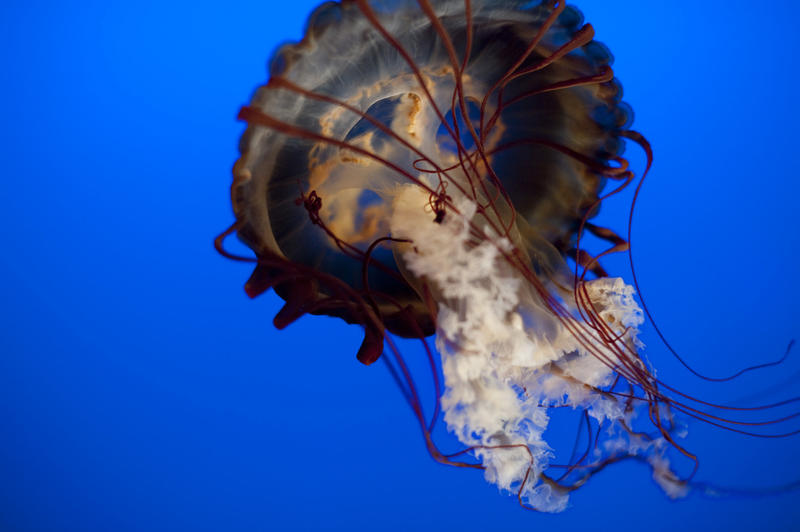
[2,1,799,530]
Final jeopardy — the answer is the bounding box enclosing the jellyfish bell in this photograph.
[218,0,797,512]
[231,0,625,352]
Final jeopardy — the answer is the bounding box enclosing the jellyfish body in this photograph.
[221,0,766,511]
[232,0,626,343]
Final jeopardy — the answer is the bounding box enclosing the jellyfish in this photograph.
[217,0,798,512]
